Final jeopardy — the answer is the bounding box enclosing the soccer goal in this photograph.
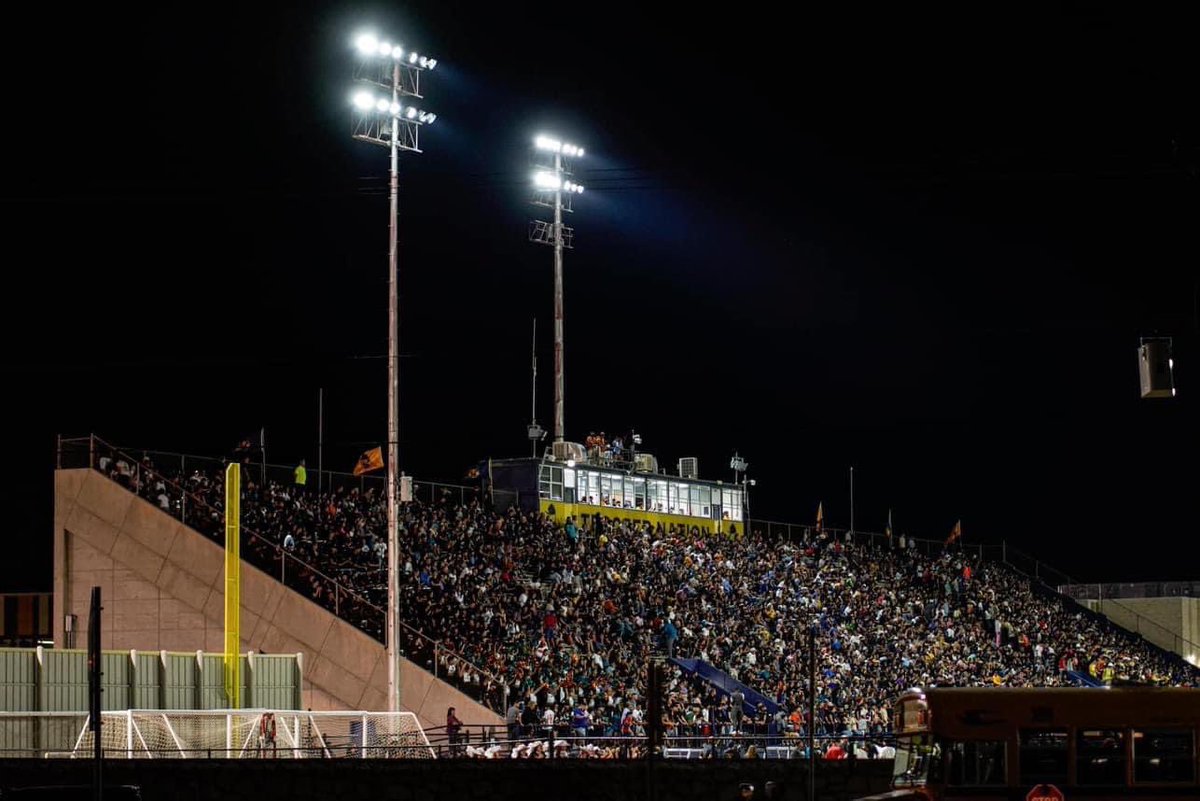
[69,710,434,759]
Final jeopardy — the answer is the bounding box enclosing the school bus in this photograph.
[857,686,1200,801]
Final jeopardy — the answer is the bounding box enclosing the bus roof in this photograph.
[903,686,1200,739]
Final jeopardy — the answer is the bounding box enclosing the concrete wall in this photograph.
[53,469,502,730]
[0,758,894,801]
[1082,596,1200,667]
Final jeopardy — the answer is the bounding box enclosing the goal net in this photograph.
[70,710,433,759]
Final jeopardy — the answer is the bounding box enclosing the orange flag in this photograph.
[353,447,384,476]
[945,519,962,547]
[816,502,824,532]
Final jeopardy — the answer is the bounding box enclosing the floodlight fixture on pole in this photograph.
[349,28,440,716]
[529,133,586,444]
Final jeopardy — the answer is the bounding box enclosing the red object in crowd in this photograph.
[824,744,847,760]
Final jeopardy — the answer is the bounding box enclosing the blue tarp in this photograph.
[670,657,782,716]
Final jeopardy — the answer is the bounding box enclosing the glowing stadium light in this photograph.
[378,41,392,57]
[375,98,390,112]
[392,45,404,59]
[409,52,419,64]
[356,33,378,55]
[418,56,429,68]
[534,171,562,190]
[535,135,562,152]
[426,58,437,69]
[353,90,374,110]
[425,113,436,123]
[391,101,401,115]
[406,106,418,119]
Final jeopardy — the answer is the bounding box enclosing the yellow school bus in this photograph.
[858,686,1200,801]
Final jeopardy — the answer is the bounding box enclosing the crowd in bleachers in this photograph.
[96,448,1200,744]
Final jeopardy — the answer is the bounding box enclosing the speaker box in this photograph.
[1138,339,1175,399]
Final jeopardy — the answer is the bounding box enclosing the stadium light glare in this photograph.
[409,52,419,64]
[534,171,562,190]
[535,135,562,152]
[353,91,374,110]
[375,98,390,112]
[406,106,418,119]
[356,33,378,55]
[378,41,392,57]
[426,58,437,69]
[392,45,404,59]
[391,101,402,115]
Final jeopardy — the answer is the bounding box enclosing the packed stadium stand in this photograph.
[55,438,1199,747]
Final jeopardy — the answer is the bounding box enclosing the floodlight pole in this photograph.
[386,59,401,715]
[552,149,565,444]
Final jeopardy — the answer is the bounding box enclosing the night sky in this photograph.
[2,3,1196,591]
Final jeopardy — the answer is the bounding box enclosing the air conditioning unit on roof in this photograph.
[552,441,586,463]
[678,457,698,479]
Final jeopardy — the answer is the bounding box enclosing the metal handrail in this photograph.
[63,433,506,711]
[1003,543,1200,663]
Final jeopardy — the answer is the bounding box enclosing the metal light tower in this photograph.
[529,135,585,444]
[350,30,438,714]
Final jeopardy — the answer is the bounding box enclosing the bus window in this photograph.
[947,740,1006,786]
[1133,729,1195,784]
[1019,730,1069,785]
[893,736,939,787]
[1077,729,1126,786]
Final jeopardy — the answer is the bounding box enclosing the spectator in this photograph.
[294,459,307,492]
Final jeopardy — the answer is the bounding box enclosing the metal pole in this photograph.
[386,59,402,715]
[849,466,854,539]
[808,624,816,801]
[318,388,324,495]
[531,319,538,457]
[553,150,565,443]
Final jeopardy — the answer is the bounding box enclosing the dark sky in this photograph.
[2,2,1196,591]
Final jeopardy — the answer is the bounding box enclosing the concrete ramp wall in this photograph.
[52,469,502,730]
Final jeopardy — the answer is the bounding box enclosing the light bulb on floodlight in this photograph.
[535,135,562,152]
[378,41,392,57]
[577,148,584,157]
[425,113,436,123]
[534,172,562,190]
[409,52,419,64]
[426,59,437,69]
[406,107,418,119]
[356,33,378,55]
[375,98,390,112]
[353,91,374,110]
[392,45,404,59]
[391,102,401,115]
[418,56,428,68]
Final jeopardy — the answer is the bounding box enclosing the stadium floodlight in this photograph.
[534,171,562,190]
[356,33,378,55]
[348,27,442,718]
[426,58,437,69]
[529,132,588,444]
